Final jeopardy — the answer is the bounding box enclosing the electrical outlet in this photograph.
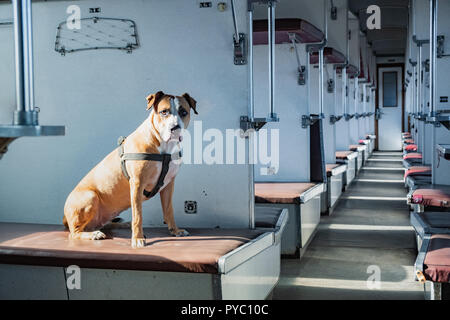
[184,201,197,214]
[260,166,277,176]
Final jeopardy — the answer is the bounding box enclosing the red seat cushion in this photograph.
[424,234,450,283]
[404,139,415,144]
[412,189,450,208]
[404,166,432,179]
[403,152,422,160]
[404,144,418,152]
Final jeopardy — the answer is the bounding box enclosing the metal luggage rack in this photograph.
[55,17,139,55]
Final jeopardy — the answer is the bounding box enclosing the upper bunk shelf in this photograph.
[309,47,346,65]
[253,18,324,45]
[336,64,359,78]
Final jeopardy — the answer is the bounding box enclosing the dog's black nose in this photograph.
[171,125,181,132]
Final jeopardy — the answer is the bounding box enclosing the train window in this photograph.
[382,71,398,107]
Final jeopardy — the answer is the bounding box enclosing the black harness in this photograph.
[117,136,181,198]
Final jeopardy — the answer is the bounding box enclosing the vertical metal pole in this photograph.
[13,0,37,125]
[429,0,438,185]
[417,47,422,115]
[13,0,25,114]
[248,8,254,121]
[247,3,255,229]
[319,48,324,115]
[23,0,34,112]
[268,1,276,119]
[342,67,347,115]
[429,0,437,116]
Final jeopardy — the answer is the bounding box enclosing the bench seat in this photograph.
[411,186,450,209]
[326,163,347,177]
[0,223,266,274]
[404,144,418,152]
[424,234,450,283]
[405,166,432,180]
[336,150,358,160]
[255,182,323,204]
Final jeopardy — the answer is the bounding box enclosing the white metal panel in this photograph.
[433,0,450,185]
[0,264,67,299]
[253,43,310,182]
[220,243,280,300]
[378,67,403,151]
[67,268,214,300]
[0,0,252,228]
[327,0,348,56]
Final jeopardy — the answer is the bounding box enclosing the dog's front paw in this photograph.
[170,228,189,237]
[131,238,146,248]
[92,230,107,240]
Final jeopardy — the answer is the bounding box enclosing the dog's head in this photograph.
[146,91,198,142]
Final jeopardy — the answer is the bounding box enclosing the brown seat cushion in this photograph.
[349,144,364,151]
[255,182,317,204]
[424,234,450,283]
[0,223,264,274]
[336,150,353,160]
[253,18,324,45]
[254,207,283,229]
[412,188,450,208]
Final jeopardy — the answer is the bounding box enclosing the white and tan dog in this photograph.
[63,91,197,248]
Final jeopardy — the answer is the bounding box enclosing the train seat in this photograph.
[254,182,324,258]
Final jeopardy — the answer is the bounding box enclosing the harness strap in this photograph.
[118,136,180,198]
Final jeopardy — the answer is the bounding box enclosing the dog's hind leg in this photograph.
[64,190,106,241]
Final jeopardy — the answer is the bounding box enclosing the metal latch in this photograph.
[298,66,307,85]
[327,79,335,93]
[437,35,445,58]
[233,33,247,65]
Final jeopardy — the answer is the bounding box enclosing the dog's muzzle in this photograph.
[171,125,181,132]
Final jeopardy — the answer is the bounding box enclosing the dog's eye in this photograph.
[178,109,188,117]
[159,110,169,116]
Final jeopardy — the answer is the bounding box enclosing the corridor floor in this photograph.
[273,151,424,300]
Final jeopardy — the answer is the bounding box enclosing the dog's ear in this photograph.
[182,93,198,115]
[146,91,165,111]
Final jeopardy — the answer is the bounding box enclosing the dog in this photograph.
[63,91,197,248]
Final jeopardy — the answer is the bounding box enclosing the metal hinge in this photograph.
[330,115,342,125]
[240,115,278,133]
[301,114,323,129]
[344,113,354,121]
